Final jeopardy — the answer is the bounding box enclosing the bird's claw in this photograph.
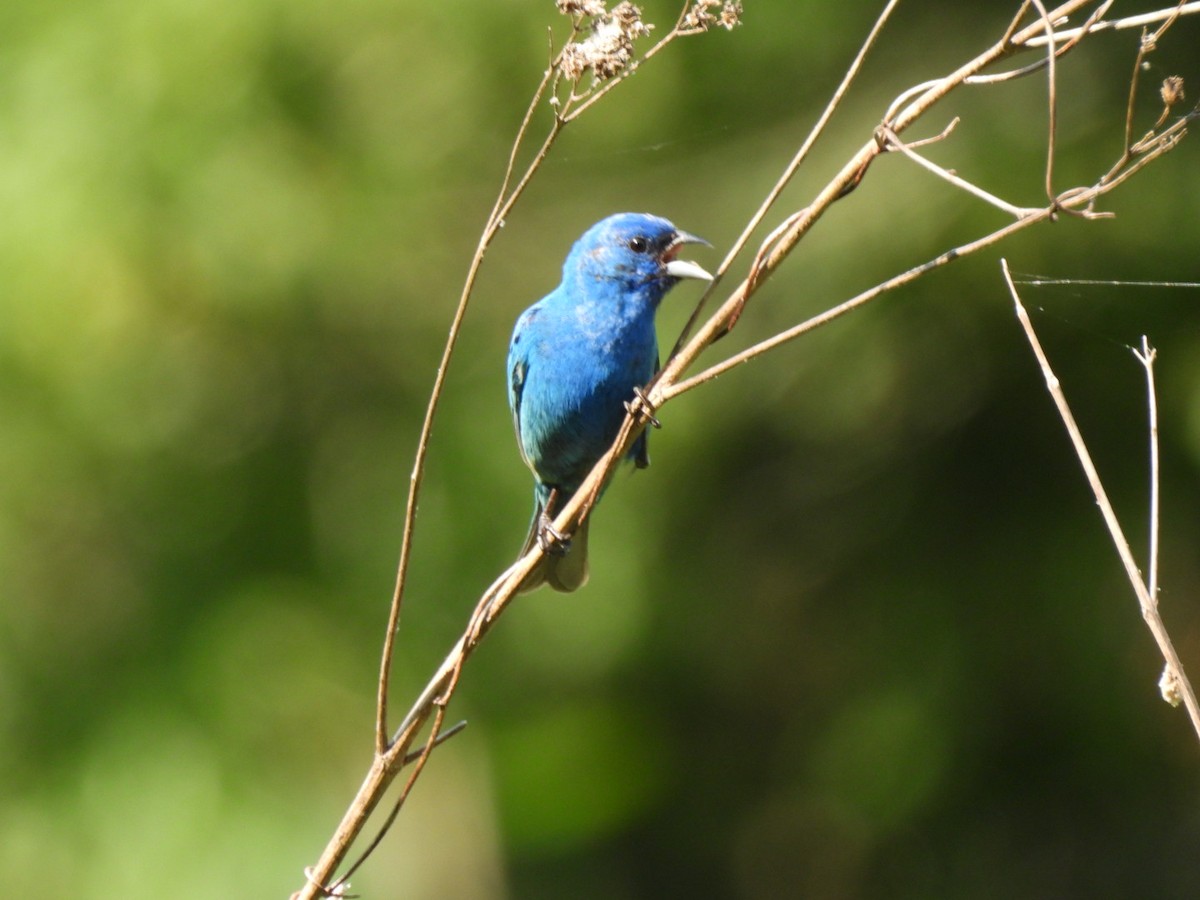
[625,386,661,429]
[536,513,571,557]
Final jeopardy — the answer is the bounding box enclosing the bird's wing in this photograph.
[510,360,530,466]
[508,309,536,471]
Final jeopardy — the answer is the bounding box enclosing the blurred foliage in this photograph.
[1,1,1199,897]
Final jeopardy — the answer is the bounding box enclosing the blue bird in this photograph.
[508,213,711,592]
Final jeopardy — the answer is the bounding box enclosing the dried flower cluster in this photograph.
[558,2,654,81]
[683,0,743,31]
[1160,75,1185,108]
[556,0,607,16]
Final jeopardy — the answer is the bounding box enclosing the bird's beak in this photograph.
[663,230,713,282]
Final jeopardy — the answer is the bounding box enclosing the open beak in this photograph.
[662,230,713,282]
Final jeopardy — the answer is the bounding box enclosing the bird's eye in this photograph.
[627,236,649,253]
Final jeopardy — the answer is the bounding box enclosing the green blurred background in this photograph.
[2,1,1199,897]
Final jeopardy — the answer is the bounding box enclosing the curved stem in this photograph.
[373,70,564,753]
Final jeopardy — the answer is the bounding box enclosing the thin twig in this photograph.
[1146,0,1191,42]
[1001,0,1036,44]
[1135,335,1190,711]
[667,116,1185,399]
[666,209,1040,399]
[667,11,1191,399]
[1002,259,1200,742]
[880,122,1043,218]
[1122,29,1149,160]
[1028,0,1059,203]
[1022,0,1199,45]
[334,719,468,888]
[1136,337,1162,612]
[1116,1,1189,170]
[974,0,1114,85]
[373,64,562,755]
[1099,109,1191,189]
[1012,276,1200,288]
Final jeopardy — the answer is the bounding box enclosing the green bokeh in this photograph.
[2,2,1199,898]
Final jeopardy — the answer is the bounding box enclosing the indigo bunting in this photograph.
[508,213,711,592]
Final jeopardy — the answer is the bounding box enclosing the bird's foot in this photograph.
[536,512,571,557]
[624,386,661,430]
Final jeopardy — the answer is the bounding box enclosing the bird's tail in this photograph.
[516,498,590,594]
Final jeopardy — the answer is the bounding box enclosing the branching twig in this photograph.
[373,63,561,756]
[665,106,1187,398]
[1002,260,1200,741]
[1115,1,1190,173]
[295,3,1197,894]
[879,122,1044,218]
[1027,0,1061,203]
[297,5,732,894]
[1023,0,1197,44]
[670,0,903,356]
[1137,337,1162,610]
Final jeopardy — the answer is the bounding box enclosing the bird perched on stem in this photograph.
[507,212,712,592]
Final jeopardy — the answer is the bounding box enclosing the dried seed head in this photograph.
[557,0,607,16]
[1160,664,1183,708]
[684,0,719,30]
[718,1,742,30]
[1160,75,1185,108]
[557,1,653,82]
[684,0,741,31]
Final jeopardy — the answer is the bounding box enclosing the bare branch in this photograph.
[1022,0,1200,45]
[669,0,903,356]
[374,62,565,756]
[1003,260,1200,742]
[880,122,1043,218]
[1027,0,1060,202]
[1134,337,1161,609]
[295,4,1198,894]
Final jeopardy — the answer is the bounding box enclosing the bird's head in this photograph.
[568,213,712,302]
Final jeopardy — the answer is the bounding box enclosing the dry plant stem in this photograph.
[520,0,1185,665]
[373,64,563,755]
[303,9,719,887]
[1003,260,1200,742]
[375,3,1189,883]
[668,107,1187,399]
[516,1,1200,627]
[294,568,519,898]
[1116,1,1188,168]
[1140,336,1161,605]
[1024,0,1198,44]
[1028,0,1059,201]
[932,1,1114,93]
[334,716,465,888]
[297,3,1194,895]
[668,1,1196,398]
[374,0,705,755]
[673,0,1094,358]
[670,0,903,357]
[880,123,1043,218]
